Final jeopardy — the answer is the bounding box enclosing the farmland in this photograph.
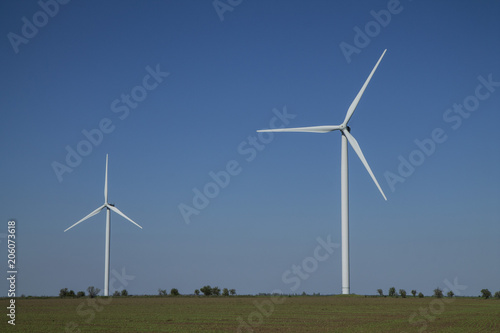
[3,295,499,332]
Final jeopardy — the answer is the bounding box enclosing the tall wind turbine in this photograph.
[64,154,142,296]
[258,49,388,295]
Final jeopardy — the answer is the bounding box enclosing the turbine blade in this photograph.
[342,49,387,126]
[108,205,143,229]
[104,154,108,204]
[343,130,387,200]
[257,125,342,133]
[64,204,106,232]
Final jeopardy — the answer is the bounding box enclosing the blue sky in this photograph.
[1,0,499,297]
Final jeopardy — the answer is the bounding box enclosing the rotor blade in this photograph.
[342,49,387,127]
[104,154,108,204]
[108,205,143,229]
[64,204,106,232]
[257,125,342,133]
[343,130,387,201]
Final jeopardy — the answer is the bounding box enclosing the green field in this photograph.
[3,295,499,332]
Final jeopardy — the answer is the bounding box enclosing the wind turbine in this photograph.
[258,49,388,295]
[64,154,142,296]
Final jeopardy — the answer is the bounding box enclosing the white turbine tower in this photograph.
[258,49,388,295]
[64,154,142,296]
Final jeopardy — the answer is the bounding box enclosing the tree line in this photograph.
[377,287,500,299]
[58,286,499,298]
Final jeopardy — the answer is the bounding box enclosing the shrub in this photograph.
[170,288,180,296]
[433,288,443,298]
[399,289,406,298]
[212,286,221,296]
[377,289,383,296]
[158,289,167,296]
[76,291,85,298]
[200,286,212,296]
[481,289,491,299]
[411,290,417,297]
[113,291,120,297]
[494,291,500,299]
[447,291,454,298]
[418,292,424,298]
[230,289,236,296]
[59,288,69,297]
[121,289,128,296]
[388,287,396,297]
[87,286,100,298]
[222,288,229,296]
[194,289,200,296]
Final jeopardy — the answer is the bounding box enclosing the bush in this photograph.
[212,286,221,296]
[194,289,200,296]
[418,292,424,298]
[377,289,383,296]
[411,290,417,297]
[399,289,406,298]
[230,289,236,296]
[494,291,500,299]
[447,291,454,298]
[222,288,229,297]
[388,287,396,297]
[170,288,180,296]
[200,286,212,296]
[158,289,167,296]
[113,291,120,297]
[481,289,491,299]
[121,289,128,296]
[59,288,69,297]
[87,286,100,298]
[76,291,85,298]
[433,288,443,298]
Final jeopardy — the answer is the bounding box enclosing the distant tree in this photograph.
[121,289,128,296]
[170,288,180,296]
[433,288,443,298]
[194,289,200,296]
[87,286,100,298]
[418,292,424,298]
[68,290,76,297]
[388,287,396,297]
[447,291,454,298]
[494,291,500,299]
[59,288,69,297]
[377,289,383,296]
[222,288,229,297]
[158,289,167,296]
[399,289,406,298]
[76,291,85,298]
[230,289,236,296]
[481,289,492,299]
[113,291,120,297]
[411,290,417,297]
[212,286,221,296]
[200,285,212,296]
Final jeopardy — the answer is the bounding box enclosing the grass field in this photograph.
[3,295,499,332]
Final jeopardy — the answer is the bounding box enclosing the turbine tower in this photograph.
[258,50,388,295]
[64,154,143,296]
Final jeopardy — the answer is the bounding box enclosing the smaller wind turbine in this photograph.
[64,154,142,296]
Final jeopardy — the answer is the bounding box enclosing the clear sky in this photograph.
[1,0,499,297]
